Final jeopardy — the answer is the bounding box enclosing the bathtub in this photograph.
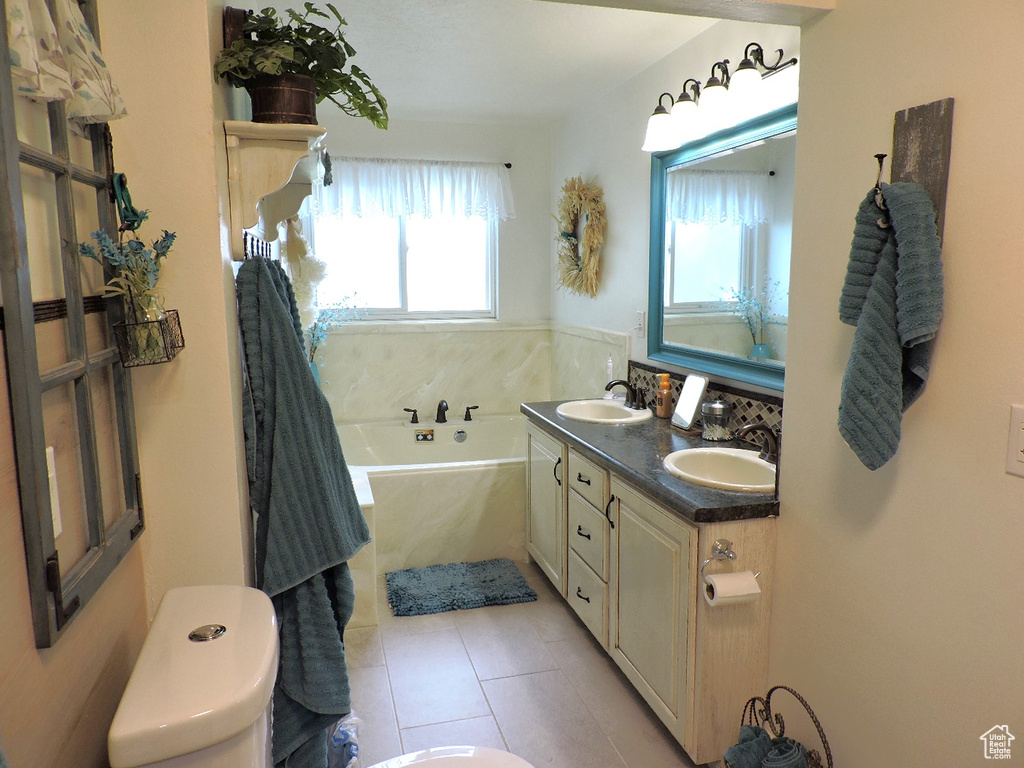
[337,414,528,626]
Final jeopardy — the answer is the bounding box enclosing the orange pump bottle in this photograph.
[655,374,672,418]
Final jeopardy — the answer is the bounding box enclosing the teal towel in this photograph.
[762,737,808,768]
[724,724,773,768]
[838,182,943,470]
[237,258,371,768]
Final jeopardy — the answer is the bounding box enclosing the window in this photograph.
[310,157,513,320]
[664,220,762,312]
[313,212,496,318]
[1,0,142,647]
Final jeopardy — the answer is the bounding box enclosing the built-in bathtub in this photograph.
[338,414,527,627]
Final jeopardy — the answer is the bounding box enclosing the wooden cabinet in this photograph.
[525,424,567,595]
[564,448,610,646]
[610,476,776,765]
[523,419,775,765]
[608,478,695,743]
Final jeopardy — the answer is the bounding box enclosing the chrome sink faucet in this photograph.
[436,400,449,423]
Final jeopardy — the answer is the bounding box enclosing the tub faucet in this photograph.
[436,400,449,423]
[605,379,639,408]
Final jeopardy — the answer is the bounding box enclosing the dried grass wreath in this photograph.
[555,176,606,297]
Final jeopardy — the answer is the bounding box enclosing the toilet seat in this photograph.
[366,745,535,767]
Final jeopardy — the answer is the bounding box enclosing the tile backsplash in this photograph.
[627,360,783,450]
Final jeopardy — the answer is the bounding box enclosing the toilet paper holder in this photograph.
[700,538,761,582]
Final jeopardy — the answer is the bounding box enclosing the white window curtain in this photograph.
[315,157,516,221]
[6,0,127,122]
[667,169,770,227]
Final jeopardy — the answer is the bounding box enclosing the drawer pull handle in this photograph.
[576,472,591,486]
[605,495,616,529]
[553,457,562,486]
[575,587,591,603]
[576,525,591,540]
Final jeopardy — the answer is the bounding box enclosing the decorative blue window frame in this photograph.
[647,104,797,392]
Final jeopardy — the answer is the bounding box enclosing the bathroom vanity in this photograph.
[522,402,778,766]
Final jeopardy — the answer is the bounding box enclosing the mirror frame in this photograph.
[647,103,798,392]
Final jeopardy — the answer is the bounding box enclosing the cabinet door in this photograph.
[609,479,696,742]
[526,425,567,595]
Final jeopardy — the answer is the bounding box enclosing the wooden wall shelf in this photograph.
[224,120,327,261]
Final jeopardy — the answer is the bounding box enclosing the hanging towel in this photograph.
[838,182,943,470]
[236,257,371,768]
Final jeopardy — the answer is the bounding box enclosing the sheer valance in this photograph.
[7,0,127,122]
[316,157,516,221]
[667,169,770,227]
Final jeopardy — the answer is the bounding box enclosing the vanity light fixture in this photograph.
[641,92,680,152]
[642,42,797,152]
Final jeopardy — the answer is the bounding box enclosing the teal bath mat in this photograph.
[386,558,537,617]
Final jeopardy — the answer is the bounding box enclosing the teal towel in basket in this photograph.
[237,257,371,768]
[838,182,943,470]
[723,724,773,768]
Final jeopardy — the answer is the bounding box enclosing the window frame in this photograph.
[309,209,499,322]
[663,219,763,315]
[0,0,143,648]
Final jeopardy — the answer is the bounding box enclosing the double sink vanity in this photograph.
[521,398,779,765]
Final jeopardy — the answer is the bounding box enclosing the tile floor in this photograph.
[345,562,699,768]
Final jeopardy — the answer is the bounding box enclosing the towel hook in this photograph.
[873,153,887,191]
[873,153,891,228]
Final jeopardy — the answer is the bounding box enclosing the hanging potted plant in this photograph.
[214,3,388,128]
[79,177,184,367]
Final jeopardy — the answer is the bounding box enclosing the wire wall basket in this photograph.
[113,308,185,367]
[738,685,833,768]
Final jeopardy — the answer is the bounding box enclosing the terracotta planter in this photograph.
[246,74,317,125]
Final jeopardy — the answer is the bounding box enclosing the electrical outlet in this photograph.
[634,310,646,337]
[1006,405,1024,478]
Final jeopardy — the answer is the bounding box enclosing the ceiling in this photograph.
[279,0,715,123]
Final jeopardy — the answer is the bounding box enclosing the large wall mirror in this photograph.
[648,104,797,391]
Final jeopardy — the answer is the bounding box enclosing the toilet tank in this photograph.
[108,585,278,768]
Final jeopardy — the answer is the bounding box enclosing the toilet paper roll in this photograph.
[704,570,761,607]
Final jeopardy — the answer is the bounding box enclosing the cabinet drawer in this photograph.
[567,550,608,646]
[568,448,607,510]
[568,491,608,580]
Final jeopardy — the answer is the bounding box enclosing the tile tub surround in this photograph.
[521,401,778,523]
[316,323,553,423]
[551,325,630,401]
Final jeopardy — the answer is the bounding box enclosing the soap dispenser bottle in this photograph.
[655,374,672,418]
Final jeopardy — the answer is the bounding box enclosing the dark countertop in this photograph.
[521,401,779,524]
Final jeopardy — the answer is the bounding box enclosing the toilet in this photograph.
[108,585,278,768]
[109,585,534,768]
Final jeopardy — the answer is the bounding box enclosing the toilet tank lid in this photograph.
[108,585,278,768]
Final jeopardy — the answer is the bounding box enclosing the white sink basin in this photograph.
[556,399,653,425]
[663,448,775,493]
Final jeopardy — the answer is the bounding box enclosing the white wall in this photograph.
[550,20,800,356]
[772,1,1024,763]
[100,0,251,617]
